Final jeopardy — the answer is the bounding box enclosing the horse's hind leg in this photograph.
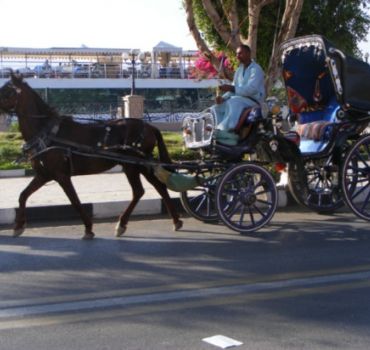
[143,170,183,231]
[55,175,94,240]
[115,166,145,237]
[14,174,50,237]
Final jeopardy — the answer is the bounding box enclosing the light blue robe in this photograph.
[212,60,266,132]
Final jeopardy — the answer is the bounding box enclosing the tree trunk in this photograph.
[202,0,232,46]
[247,0,275,58]
[247,1,262,58]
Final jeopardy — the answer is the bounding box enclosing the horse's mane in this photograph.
[22,80,60,118]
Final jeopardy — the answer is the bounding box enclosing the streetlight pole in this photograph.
[130,50,136,95]
[129,49,141,95]
[121,49,144,119]
[365,52,369,64]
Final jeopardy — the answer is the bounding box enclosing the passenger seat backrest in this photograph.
[296,96,339,142]
[298,96,339,124]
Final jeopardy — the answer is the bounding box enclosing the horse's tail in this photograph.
[154,127,172,164]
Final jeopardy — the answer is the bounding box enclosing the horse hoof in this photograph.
[115,223,127,237]
[173,220,183,231]
[13,227,25,237]
[82,232,95,240]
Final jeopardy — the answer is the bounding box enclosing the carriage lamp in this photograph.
[275,162,286,173]
[271,105,281,115]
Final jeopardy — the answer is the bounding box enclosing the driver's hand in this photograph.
[219,84,235,93]
[215,96,223,104]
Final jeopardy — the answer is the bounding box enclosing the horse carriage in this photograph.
[279,35,370,222]
[179,97,283,233]
[179,34,370,230]
[0,35,369,239]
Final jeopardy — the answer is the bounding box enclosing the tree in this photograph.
[183,0,370,93]
[296,0,370,57]
[183,0,304,91]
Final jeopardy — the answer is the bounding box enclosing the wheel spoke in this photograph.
[227,201,243,217]
[350,181,370,200]
[360,189,370,213]
[255,198,273,207]
[252,203,268,217]
[238,206,246,226]
[248,205,256,226]
[342,135,370,221]
[356,150,370,169]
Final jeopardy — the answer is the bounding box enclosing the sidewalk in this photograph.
[0,171,288,226]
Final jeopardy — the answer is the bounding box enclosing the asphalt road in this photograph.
[0,209,370,350]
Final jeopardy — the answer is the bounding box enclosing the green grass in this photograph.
[0,132,29,170]
[159,131,196,161]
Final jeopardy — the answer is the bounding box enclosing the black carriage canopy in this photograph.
[279,34,370,114]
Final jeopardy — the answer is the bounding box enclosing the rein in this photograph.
[22,117,150,168]
[21,118,62,158]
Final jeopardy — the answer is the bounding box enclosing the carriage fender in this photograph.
[153,165,200,192]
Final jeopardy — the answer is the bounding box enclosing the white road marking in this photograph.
[1,270,370,319]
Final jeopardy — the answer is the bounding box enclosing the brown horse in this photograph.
[0,73,182,239]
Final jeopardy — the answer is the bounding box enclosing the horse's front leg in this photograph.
[14,174,49,237]
[55,175,94,240]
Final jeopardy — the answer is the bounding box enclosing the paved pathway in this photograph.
[0,172,174,209]
[0,171,287,226]
[0,172,183,225]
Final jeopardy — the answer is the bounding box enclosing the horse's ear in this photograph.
[15,70,24,80]
[10,70,23,85]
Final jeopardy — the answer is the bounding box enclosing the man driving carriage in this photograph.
[212,44,266,145]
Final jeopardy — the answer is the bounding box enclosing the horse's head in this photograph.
[0,71,57,117]
[0,72,59,140]
[0,72,23,113]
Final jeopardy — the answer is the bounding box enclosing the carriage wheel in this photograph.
[288,156,344,214]
[342,134,370,221]
[215,163,278,233]
[180,168,223,222]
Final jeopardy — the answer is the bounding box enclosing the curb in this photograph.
[0,189,291,226]
[0,165,123,179]
[0,169,29,178]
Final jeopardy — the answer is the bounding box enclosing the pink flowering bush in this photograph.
[189,52,232,80]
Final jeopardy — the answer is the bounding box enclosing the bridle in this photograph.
[0,81,21,113]
[0,80,51,119]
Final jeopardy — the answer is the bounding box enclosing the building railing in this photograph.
[0,60,196,80]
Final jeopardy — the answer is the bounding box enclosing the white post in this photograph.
[180,53,184,78]
[0,114,8,131]
[151,51,158,78]
[121,49,145,119]
[123,95,144,119]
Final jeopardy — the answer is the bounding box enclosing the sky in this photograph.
[359,32,370,56]
[0,0,197,51]
[0,0,369,55]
